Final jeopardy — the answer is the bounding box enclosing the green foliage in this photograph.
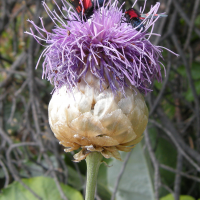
[0,176,83,200]
[107,143,155,200]
[154,81,163,90]
[195,14,200,26]
[97,182,112,200]
[162,99,176,119]
[177,62,200,102]
[155,137,177,181]
[160,194,195,200]
[15,154,111,200]
[66,165,84,191]
[179,18,185,25]
[148,126,177,197]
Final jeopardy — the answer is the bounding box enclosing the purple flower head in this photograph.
[26,0,178,95]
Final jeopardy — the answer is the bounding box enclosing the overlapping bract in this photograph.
[49,74,148,161]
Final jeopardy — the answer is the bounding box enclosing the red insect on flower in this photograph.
[125,7,167,32]
[125,8,144,32]
[68,0,108,20]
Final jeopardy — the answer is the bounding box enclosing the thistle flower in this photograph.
[26,0,173,95]
[26,0,177,161]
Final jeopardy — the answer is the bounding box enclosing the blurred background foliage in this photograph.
[0,0,200,199]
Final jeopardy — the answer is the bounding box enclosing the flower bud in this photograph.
[48,74,148,161]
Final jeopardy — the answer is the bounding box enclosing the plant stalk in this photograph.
[85,152,103,200]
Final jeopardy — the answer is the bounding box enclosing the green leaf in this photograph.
[160,194,195,200]
[148,126,177,197]
[0,176,83,200]
[97,182,112,200]
[155,137,177,182]
[180,196,195,200]
[107,143,154,200]
[177,62,200,102]
[195,14,200,26]
[67,165,85,190]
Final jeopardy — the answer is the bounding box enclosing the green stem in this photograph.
[85,152,103,200]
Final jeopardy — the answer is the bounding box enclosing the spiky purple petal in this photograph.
[26,0,178,94]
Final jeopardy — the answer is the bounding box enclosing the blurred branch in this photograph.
[144,129,160,200]
[149,117,200,171]
[159,164,200,183]
[0,52,27,88]
[174,152,183,200]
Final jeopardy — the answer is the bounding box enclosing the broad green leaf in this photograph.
[179,196,195,200]
[0,176,83,200]
[160,194,195,200]
[107,143,154,200]
[67,165,85,190]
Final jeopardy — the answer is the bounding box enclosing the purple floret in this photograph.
[26,0,178,95]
